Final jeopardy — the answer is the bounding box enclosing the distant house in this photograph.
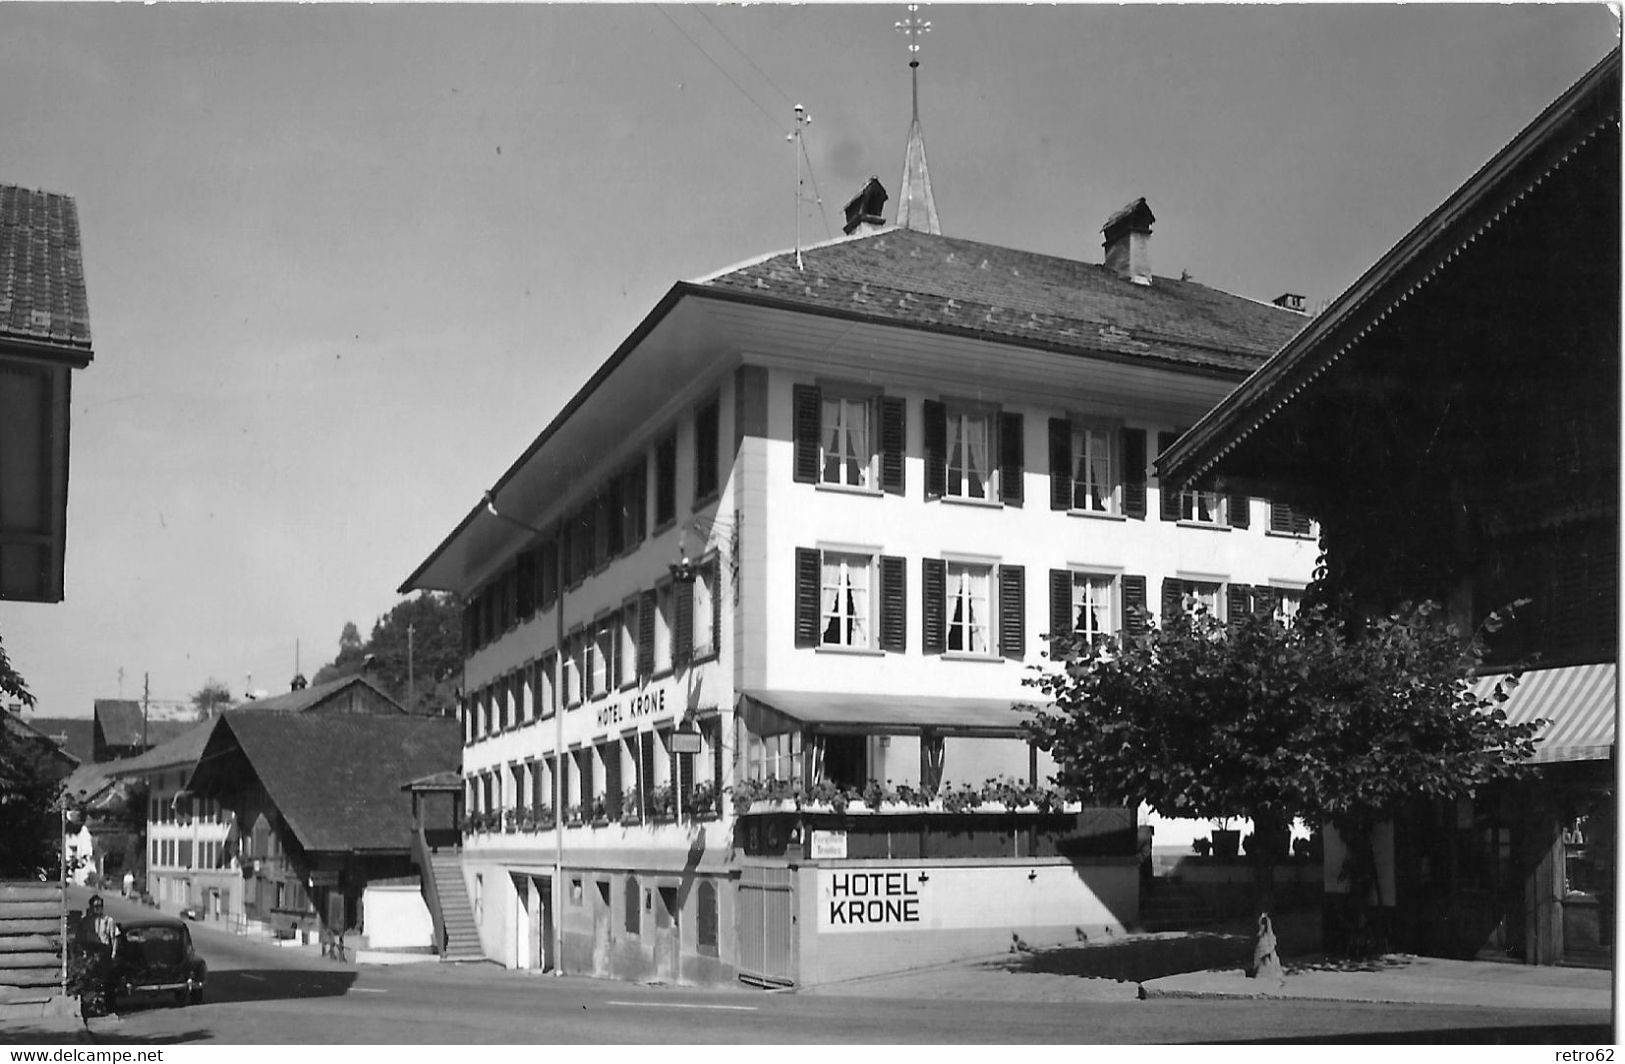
[102,672,411,923]
[27,717,94,764]
[0,183,94,603]
[91,699,190,762]
[2,708,78,783]
[236,672,406,716]
[184,712,460,943]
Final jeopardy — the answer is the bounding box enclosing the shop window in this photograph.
[746,729,802,783]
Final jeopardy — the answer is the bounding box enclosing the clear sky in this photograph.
[0,2,1615,718]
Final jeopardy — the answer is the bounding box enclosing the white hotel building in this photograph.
[402,155,1314,985]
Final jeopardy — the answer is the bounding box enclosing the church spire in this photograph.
[894,5,940,234]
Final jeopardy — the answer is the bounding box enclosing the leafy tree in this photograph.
[190,677,233,717]
[0,627,31,709]
[1022,595,1542,957]
[0,627,61,877]
[312,595,463,714]
[311,621,368,687]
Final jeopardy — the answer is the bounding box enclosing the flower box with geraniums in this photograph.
[688,781,719,820]
[728,777,1075,817]
[531,804,555,830]
[503,808,519,834]
[564,805,584,828]
[590,796,610,828]
[619,789,643,825]
[649,785,676,823]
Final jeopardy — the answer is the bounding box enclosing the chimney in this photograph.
[1272,292,1307,313]
[1102,198,1155,285]
[290,673,308,691]
[842,177,889,236]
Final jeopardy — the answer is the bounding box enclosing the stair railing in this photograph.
[411,823,449,956]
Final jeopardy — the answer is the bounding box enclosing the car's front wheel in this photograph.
[188,986,204,1006]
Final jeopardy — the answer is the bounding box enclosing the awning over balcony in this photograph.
[1474,662,1616,764]
[738,690,1033,739]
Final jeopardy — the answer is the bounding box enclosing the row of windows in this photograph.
[464,393,723,655]
[469,718,724,822]
[463,557,722,743]
[150,837,227,870]
[796,385,1322,536]
[795,547,1302,654]
[150,795,224,825]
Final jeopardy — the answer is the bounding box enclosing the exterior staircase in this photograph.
[0,880,74,1020]
[425,851,485,963]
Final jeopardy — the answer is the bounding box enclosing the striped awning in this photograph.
[1474,663,1616,764]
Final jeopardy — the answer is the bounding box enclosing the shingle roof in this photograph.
[28,717,95,763]
[0,184,92,354]
[189,713,460,854]
[93,700,191,751]
[237,673,403,714]
[697,227,1304,374]
[101,718,217,778]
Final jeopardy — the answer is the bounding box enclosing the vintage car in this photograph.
[108,915,207,1007]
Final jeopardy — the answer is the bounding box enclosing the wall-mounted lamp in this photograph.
[669,554,698,585]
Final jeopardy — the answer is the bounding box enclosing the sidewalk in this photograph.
[799,931,1613,1012]
[1140,953,1613,1010]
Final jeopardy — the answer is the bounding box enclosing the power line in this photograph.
[690,6,797,110]
[654,5,785,134]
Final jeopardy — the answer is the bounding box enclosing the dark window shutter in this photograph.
[462,605,474,655]
[655,435,677,526]
[998,412,1024,507]
[517,550,536,619]
[1226,583,1254,619]
[603,744,622,819]
[1049,569,1073,638]
[629,462,647,546]
[1227,492,1250,529]
[540,539,558,608]
[674,579,694,669]
[1122,574,1148,636]
[638,589,656,676]
[794,548,822,646]
[879,555,907,652]
[1253,585,1277,618]
[921,557,946,653]
[998,564,1025,658]
[1049,418,1071,510]
[695,397,720,501]
[705,555,722,653]
[1158,432,1182,521]
[793,384,821,484]
[923,400,947,499]
[640,734,656,817]
[1122,428,1147,519]
[878,396,906,495]
[604,485,624,557]
[1161,578,1186,624]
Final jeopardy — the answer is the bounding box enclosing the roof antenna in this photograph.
[790,104,811,270]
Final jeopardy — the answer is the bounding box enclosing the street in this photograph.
[1,905,1610,1045]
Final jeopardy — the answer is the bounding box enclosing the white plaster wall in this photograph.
[361,884,435,949]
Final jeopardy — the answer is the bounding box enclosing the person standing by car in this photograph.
[80,895,119,1012]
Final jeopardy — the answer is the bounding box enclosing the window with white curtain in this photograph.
[946,407,993,500]
[1072,424,1116,513]
[820,395,873,488]
[820,552,873,649]
[1072,572,1117,642]
[946,562,991,654]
